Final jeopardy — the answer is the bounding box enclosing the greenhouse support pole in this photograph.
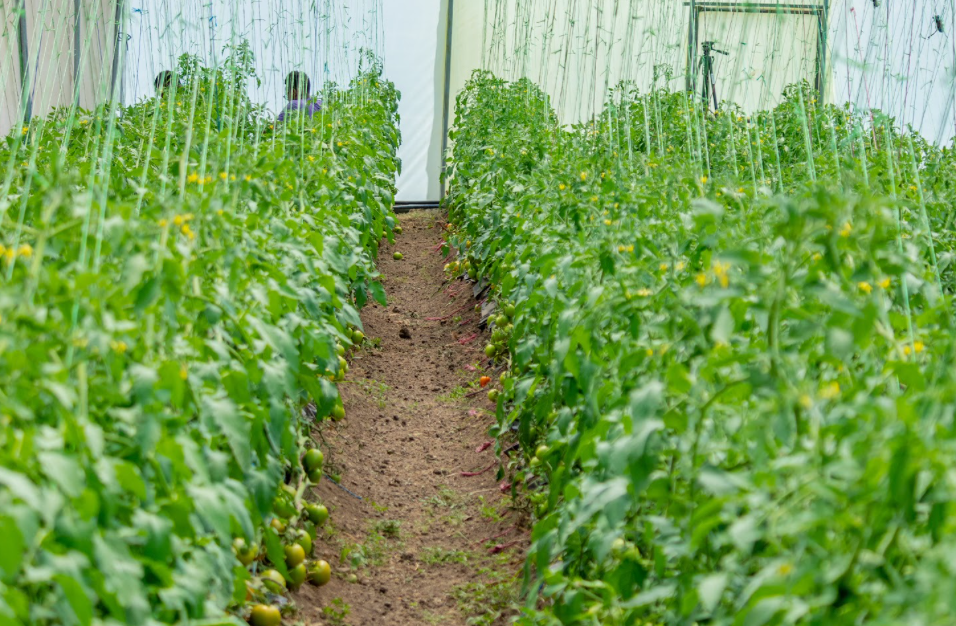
[685,0,696,93]
[440,0,454,198]
[109,0,125,104]
[73,0,80,103]
[17,0,32,123]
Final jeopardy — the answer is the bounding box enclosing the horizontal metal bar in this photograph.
[685,2,822,14]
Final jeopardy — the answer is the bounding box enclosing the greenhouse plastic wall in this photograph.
[0,0,119,137]
[121,0,443,201]
[448,0,956,147]
[1,1,23,138]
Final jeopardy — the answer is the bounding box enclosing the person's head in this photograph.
[285,71,311,101]
[154,71,174,97]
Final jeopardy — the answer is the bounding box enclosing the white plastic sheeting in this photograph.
[4,0,956,174]
[696,11,822,112]
[121,0,443,200]
[123,0,384,115]
[383,0,447,201]
[1,1,23,137]
[447,0,956,146]
[0,0,121,136]
[830,0,956,147]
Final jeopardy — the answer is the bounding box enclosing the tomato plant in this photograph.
[447,71,956,625]
[0,51,399,624]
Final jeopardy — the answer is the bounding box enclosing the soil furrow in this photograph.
[294,211,526,626]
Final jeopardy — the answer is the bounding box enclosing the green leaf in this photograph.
[263,525,290,579]
[53,575,93,626]
[698,573,728,613]
[201,393,251,471]
[368,280,387,306]
[0,516,24,583]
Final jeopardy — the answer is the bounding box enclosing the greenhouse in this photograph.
[2,0,956,625]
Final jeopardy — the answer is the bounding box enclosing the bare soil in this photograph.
[293,211,528,626]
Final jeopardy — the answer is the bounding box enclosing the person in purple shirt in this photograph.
[278,71,322,122]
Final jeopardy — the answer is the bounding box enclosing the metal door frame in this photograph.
[685,1,830,103]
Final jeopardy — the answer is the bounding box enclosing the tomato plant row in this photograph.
[0,51,399,625]
[446,72,956,625]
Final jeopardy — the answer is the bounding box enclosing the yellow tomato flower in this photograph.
[219,172,227,181]
[626,245,634,253]
[180,365,188,380]
[17,244,32,259]
[618,245,625,253]
[839,222,852,237]
[187,173,200,183]
[337,142,344,147]
[580,172,587,181]
[711,261,731,288]
[308,155,316,162]
[700,176,708,184]
[158,219,168,227]
[858,281,873,294]
[245,175,252,182]
[878,278,891,289]
[646,348,654,357]
[110,340,128,354]
[635,288,652,297]
[559,183,566,191]
[798,394,812,409]
[604,219,612,226]
[659,263,669,271]
[820,381,840,399]
[778,563,794,576]
[695,273,708,287]
[676,261,686,271]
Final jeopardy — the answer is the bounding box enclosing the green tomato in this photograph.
[261,569,286,593]
[393,252,404,260]
[305,503,330,526]
[485,344,496,358]
[331,404,345,421]
[303,448,324,472]
[353,330,365,343]
[308,560,332,586]
[284,543,306,568]
[295,531,313,557]
[233,537,259,566]
[488,389,499,402]
[535,444,549,459]
[273,496,296,520]
[286,563,307,589]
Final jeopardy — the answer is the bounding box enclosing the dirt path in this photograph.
[293,211,527,626]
